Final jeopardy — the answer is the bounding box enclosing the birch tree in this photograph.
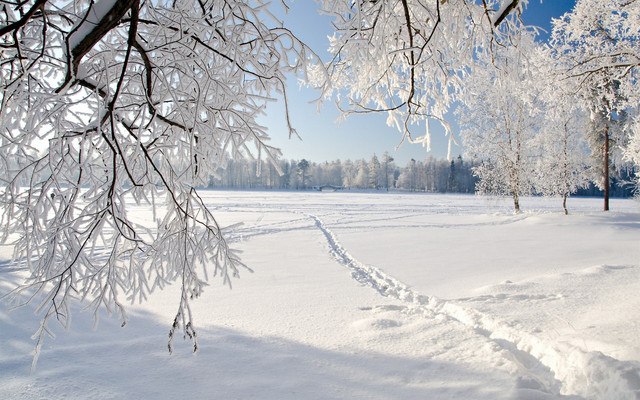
[0,0,317,357]
[535,97,591,214]
[523,46,591,214]
[458,31,541,212]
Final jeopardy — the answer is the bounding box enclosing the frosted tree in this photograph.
[535,97,592,214]
[354,159,369,189]
[313,0,527,151]
[326,160,344,187]
[626,117,640,192]
[583,87,631,209]
[382,152,395,191]
[535,112,592,214]
[341,159,356,188]
[288,161,301,189]
[279,160,293,190]
[368,154,381,189]
[396,159,418,192]
[550,0,639,208]
[297,159,310,189]
[458,31,542,212]
[422,157,435,192]
[0,0,319,358]
[447,160,457,193]
[524,46,591,214]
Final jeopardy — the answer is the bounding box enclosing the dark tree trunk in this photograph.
[604,124,610,212]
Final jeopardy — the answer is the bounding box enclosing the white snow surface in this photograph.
[1,192,639,399]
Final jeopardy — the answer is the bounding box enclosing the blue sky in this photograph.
[264,1,577,165]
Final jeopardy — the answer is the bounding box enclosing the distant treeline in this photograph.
[206,154,635,197]
[8,150,632,197]
[207,153,475,192]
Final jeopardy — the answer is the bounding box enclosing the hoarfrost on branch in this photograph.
[312,0,526,156]
[0,0,317,359]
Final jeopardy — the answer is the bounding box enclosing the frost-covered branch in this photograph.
[0,0,317,360]
[492,0,520,27]
[313,0,529,152]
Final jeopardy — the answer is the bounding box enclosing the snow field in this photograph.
[308,200,640,399]
[1,191,639,399]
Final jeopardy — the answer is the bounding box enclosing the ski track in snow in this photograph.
[307,212,640,400]
[216,205,531,247]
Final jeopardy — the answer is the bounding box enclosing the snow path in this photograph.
[308,212,640,400]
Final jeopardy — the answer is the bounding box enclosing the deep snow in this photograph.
[1,191,639,399]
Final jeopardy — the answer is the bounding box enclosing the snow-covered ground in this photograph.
[1,191,639,399]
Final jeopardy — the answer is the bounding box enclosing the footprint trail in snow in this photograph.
[309,213,640,400]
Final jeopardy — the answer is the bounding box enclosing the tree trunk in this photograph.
[562,192,568,215]
[604,124,610,212]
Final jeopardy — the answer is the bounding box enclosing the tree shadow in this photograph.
[0,300,585,400]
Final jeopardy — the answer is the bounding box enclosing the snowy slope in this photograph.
[1,192,639,399]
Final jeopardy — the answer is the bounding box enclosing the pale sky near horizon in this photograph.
[263,1,577,166]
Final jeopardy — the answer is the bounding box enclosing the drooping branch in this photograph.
[1,0,314,362]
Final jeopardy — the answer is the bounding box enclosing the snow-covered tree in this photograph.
[326,160,344,187]
[288,161,301,189]
[423,157,440,192]
[0,0,318,357]
[625,116,640,192]
[354,159,369,188]
[454,156,478,194]
[341,159,356,188]
[381,152,395,191]
[368,154,381,189]
[396,159,417,192]
[314,0,527,150]
[583,88,631,210]
[297,159,310,189]
[522,46,592,214]
[458,31,541,212]
[550,0,639,208]
[535,101,592,214]
[550,0,639,95]
[279,160,292,190]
